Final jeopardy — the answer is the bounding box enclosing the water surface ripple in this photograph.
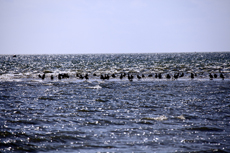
[0,53,230,152]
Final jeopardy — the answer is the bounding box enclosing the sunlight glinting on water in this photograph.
[0,53,230,152]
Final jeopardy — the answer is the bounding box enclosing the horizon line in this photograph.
[1,50,230,55]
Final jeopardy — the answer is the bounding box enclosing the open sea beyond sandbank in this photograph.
[0,52,230,152]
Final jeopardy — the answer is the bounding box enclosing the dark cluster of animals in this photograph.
[208,73,225,80]
[38,73,69,80]
[38,72,225,81]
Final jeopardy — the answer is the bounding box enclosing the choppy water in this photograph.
[0,52,230,152]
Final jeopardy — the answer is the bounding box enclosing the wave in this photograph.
[86,85,102,89]
[142,115,168,121]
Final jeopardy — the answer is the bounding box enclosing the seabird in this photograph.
[105,74,110,80]
[79,74,84,79]
[120,74,123,80]
[191,73,194,79]
[179,72,184,77]
[209,73,213,80]
[128,74,133,81]
[174,73,179,79]
[100,74,104,80]
[58,74,62,80]
[42,73,45,80]
[85,74,89,80]
[137,75,141,79]
[63,73,69,78]
[220,73,225,80]
[158,73,162,79]
[166,74,171,79]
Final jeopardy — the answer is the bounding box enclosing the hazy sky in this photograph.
[1,0,230,54]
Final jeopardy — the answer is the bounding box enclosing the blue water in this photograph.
[0,52,230,152]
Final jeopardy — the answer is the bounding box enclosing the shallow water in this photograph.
[0,53,230,152]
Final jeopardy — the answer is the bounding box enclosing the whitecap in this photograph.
[176,115,186,120]
[153,115,168,121]
[142,115,168,121]
[87,85,102,89]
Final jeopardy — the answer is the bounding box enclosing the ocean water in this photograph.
[0,52,230,152]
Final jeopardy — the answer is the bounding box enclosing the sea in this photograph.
[0,52,230,153]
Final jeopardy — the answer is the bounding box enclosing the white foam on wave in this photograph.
[176,115,186,120]
[143,115,168,121]
[153,115,168,121]
[0,74,16,81]
[87,85,102,89]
